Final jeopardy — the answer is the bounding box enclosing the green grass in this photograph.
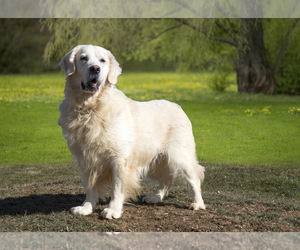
[0,74,69,165]
[1,72,299,166]
[187,98,300,166]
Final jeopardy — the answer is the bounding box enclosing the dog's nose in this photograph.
[89,65,100,73]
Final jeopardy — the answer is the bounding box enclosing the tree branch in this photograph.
[174,18,238,47]
[273,19,299,76]
[215,20,238,43]
[228,19,239,35]
[145,23,183,44]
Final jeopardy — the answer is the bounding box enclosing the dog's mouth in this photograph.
[81,78,100,93]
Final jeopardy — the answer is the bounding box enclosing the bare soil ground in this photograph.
[0,164,299,232]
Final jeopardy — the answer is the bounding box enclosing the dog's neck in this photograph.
[64,78,112,113]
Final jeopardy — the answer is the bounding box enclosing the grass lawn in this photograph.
[0,72,299,166]
[0,72,299,232]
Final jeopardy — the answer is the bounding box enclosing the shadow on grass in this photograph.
[0,194,86,216]
[0,193,185,217]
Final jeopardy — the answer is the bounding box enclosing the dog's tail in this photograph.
[122,166,142,201]
[196,163,205,183]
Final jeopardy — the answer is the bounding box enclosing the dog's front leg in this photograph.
[101,163,125,219]
[70,171,98,216]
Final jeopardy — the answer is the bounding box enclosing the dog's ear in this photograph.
[59,45,83,76]
[107,51,122,85]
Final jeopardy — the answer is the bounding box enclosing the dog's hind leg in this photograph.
[142,157,172,204]
[183,162,206,210]
[142,180,171,204]
[167,145,205,210]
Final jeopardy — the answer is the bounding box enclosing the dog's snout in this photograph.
[89,65,100,73]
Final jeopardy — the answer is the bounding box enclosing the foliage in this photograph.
[42,18,300,94]
[0,19,57,74]
[207,58,234,92]
[264,19,300,95]
[42,19,156,66]
[276,62,300,95]
[244,106,271,116]
[42,19,237,72]
[288,107,300,115]
[207,70,231,92]
[2,18,299,94]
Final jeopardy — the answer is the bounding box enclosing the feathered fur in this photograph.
[58,45,205,219]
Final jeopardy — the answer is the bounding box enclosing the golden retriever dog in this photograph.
[59,45,205,219]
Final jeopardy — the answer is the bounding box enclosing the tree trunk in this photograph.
[237,19,276,94]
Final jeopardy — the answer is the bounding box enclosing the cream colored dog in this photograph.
[59,45,205,219]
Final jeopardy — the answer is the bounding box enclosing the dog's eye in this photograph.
[100,59,106,63]
[80,56,88,62]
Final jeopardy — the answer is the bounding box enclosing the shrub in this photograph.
[208,70,232,92]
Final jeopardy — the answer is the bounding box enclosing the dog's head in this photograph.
[60,45,122,93]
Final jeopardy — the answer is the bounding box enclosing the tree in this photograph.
[151,18,299,95]
[43,17,299,94]
[0,19,56,73]
[171,18,278,94]
[236,19,276,94]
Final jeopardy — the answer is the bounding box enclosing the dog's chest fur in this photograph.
[58,93,134,167]
[59,101,113,159]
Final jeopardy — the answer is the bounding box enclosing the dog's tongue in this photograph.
[91,79,97,87]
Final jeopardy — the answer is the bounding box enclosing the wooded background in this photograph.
[1,18,300,95]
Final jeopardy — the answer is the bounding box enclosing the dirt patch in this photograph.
[105,202,300,232]
[0,181,299,232]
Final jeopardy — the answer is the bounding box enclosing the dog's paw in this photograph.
[189,202,206,210]
[101,208,122,219]
[70,205,93,215]
[142,195,162,204]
